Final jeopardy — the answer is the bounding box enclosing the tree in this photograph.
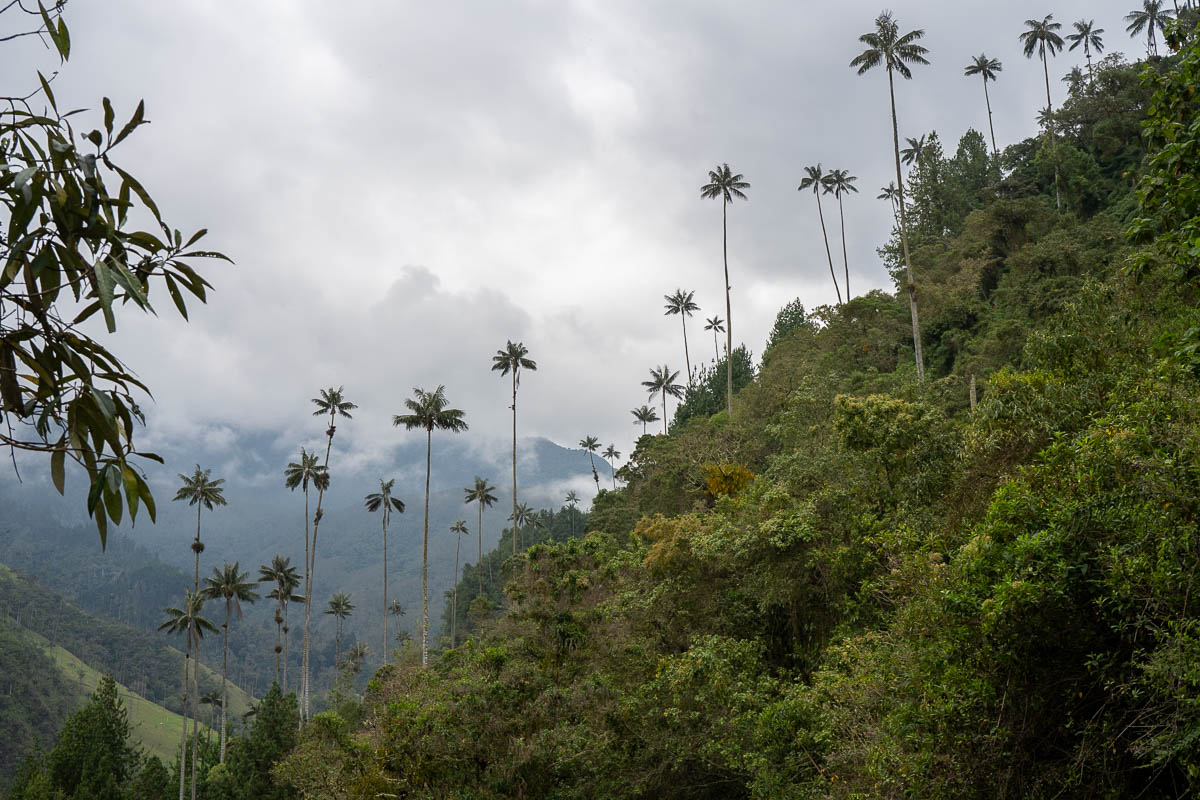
[223,682,298,800]
[200,562,259,762]
[642,366,684,434]
[284,447,327,722]
[700,164,750,417]
[579,435,603,492]
[765,299,808,353]
[1021,14,1065,111]
[878,182,900,227]
[301,386,356,720]
[344,642,370,676]
[463,477,497,594]
[631,405,660,436]
[703,316,725,364]
[799,164,842,304]
[448,520,469,646]
[603,445,621,490]
[851,11,929,382]
[964,54,1003,155]
[0,4,226,547]
[158,590,216,800]
[492,341,537,558]
[45,674,138,800]
[663,289,700,384]
[324,592,355,670]
[393,385,468,667]
[364,479,405,664]
[173,466,227,598]
[565,490,580,537]
[1067,20,1105,83]
[822,169,859,297]
[258,556,302,691]
[1126,1,1174,56]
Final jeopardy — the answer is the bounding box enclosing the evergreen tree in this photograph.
[46,675,138,800]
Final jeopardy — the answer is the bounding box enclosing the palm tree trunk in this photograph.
[887,66,925,383]
[422,428,431,668]
[178,642,189,800]
[1041,44,1052,111]
[273,611,281,686]
[191,637,200,800]
[299,487,310,726]
[721,200,733,417]
[680,316,692,385]
[477,502,483,596]
[452,535,460,647]
[815,193,842,304]
[712,329,720,364]
[303,408,337,719]
[220,608,229,762]
[382,516,388,665]
[982,76,998,156]
[511,372,518,557]
[1086,49,1094,85]
[837,194,850,300]
[660,389,668,435]
[282,601,289,693]
[1040,46,1062,210]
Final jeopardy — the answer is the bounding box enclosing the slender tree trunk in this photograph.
[282,601,289,693]
[511,371,518,557]
[452,534,460,647]
[220,606,229,762]
[303,408,338,719]
[422,428,431,668]
[722,201,733,417]
[191,639,200,800]
[382,516,388,665]
[1086,49,1094,85]
[1041,44,1053,111]
[477,502,483,596]
[193,505,201,593]
[983,76,998,156]
[299,487,309,726]
[680,315,693,385]
[178,641,189,800]
[888,66,925,383]
[837,194,850,300]
[273,608,281,686]
[1040,45,1062,210]
[815,193,842,304]
[661,389,668,435]
[712,328,720,364]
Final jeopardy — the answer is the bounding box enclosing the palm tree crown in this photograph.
[393,385,469,434]
[1125,1,1174,57]
[700,164,750,204]
[1067,20,1105,81]
[631,405,660,435]
[491,340,537,385]
[642,365,683,435]
[284,448,328,494]
[364,478,405,525]
[173,466,227,511]
[1020,14,1065,110]
[311,386,357,423]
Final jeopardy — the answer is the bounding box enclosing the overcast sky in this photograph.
[7,0,1144,478]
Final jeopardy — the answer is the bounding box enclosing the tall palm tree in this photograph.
[173,466,227,597]
[324,592,355,670]
[491,341,537,558]
[798,164,842,304]
[284,447,328,722]
[258,556,301,691]
[700,164,750,417]
[603,445,621,490]
[631,405,660,436]
[1126,1,1174,56]
[448,520,469,647]
[823,169,859,298]
[302,386,355,721]
[510,502,537,533]
[393,385,468,667]
[463,477,497,594]
[389,600,406,649]
[1020,14,1065,111]
[159,591,216,800]
[642,365,683,435]
[199,691,222,750]
[200,562,259,762]
[900,135,928,176]
[878,183,900,228]
[565,490,579,537]
[1066,20,1105,83]
[663,290,700,384]
[364,479,405,665]
[579,436,602,492]
[963,54,1003,155]
[851,10,929,382]
[703,316,725,363]
[344,642,370,676]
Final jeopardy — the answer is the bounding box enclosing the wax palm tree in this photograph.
[900,135,928,175]
[199,691,222,750]
[603,445,621,490]
[448,520,469,646]
[798,164,842,304]
[510,502,537,532]
[159,591,216,800]
[393,385,468,667]
[851,11,929,382]
[258,556,301,691]
[364,479,405,665]
[1020,14,1065,111]
[703,316,725,363]
[463,477,497,593]
[200,562,258,762]
[301,386,355,720]
[345,642,370,675]
[822,169,858,298]
[642,366,683,435]
[1067,20,1104,83]
[631,405,660,435]
[963,54,1003,155]
[284,447,327,721]
[173,466,227,597]
[878,183,900,227]
[325,592,355,669]
[565,490,580,537]
[700,164,749,417]
[492,341,537,559]
[579,436,602,492]
[663,289,700,384]
[1126,1,1174,56]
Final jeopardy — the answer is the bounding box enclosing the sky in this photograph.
[6,0,1147,485]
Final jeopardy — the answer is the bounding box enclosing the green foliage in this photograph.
[764,298,810,355]
[221,684,299,800]
[41,675,138,800]
[672,345,755,427]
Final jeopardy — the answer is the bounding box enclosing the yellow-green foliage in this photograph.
[701,462,755,499]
